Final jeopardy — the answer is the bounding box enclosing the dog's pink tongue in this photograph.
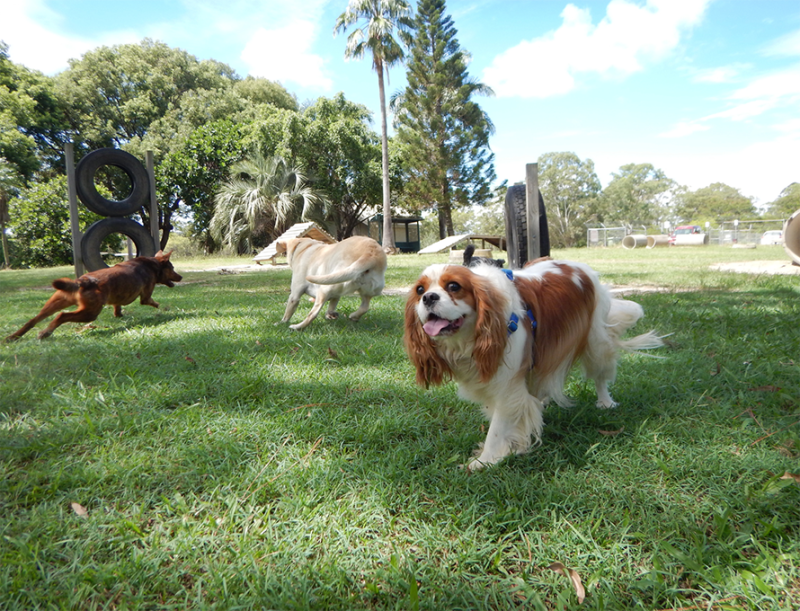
[423,318,451,336]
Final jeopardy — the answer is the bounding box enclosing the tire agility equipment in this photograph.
[68,147,157,272]
[504,183,550,268]
[81,218,157,272]
[75,149,150,217]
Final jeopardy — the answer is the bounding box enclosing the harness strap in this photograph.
[502,269,537,337]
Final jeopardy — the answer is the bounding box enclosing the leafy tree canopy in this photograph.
[766,182,800,218]
[156,120,248,251]
[1,42,68,180]
[6,176,110,268]
[675,182,757,224]
[56,39,237,150]
[599,163,676,228]
[245,94,382,240]
[538,152,601,247]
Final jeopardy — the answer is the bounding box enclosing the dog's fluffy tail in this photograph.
[617,330,665,353]
[607,298,664,353]
[306,257,376,284]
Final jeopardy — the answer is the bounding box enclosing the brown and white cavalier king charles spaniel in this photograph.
[404,258,663,470]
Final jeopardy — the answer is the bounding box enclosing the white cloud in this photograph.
[659,121,710,138]
[0,0,99,73]
[762,28,800,57]
[691,64,744,83]
[662,64,800,138]
[670,132,800,203]
[483,0,710,98]
[241,21,332,90]
[0,0,333,80]
[729,65,800,101]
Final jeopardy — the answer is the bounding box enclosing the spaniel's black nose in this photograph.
[422,292,440,308]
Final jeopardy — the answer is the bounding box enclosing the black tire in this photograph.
[75,149,149,217]
[504,185,550,268]
[81,218,156,271]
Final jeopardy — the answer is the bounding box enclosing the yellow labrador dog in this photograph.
[275,236,387,330]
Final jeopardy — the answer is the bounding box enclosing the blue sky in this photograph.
[2,0,799,207]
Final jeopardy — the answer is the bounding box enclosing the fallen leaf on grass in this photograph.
[779,472,800,484]
[599,427,624,436]
[748,385,781,392]
[548,562,585,603]
[328,347,339,360]
[71,502,88,518]
[185,356,196,364]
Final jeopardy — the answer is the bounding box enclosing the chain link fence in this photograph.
[587,226,646,248]
[588,220,787,248]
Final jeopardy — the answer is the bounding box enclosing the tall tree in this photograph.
[334,0,414,252]
[538,152,601,248]
[299,95,382,240]
[1,42,69,180]
[600,163,675,228]
[156,120,247,251]
[675,182,757,223]
[766,182,800,218]
[392,0,495,239]
[209,152,326,252]
[0,158,22,267]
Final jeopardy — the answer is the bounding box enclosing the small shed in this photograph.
[252,222,336,264]
[369,214,423,252]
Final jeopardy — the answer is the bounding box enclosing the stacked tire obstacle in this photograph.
[75,149,156,271]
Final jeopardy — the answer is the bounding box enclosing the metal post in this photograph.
[146,151,159,251]
[525,163,540,261]
[65,142,84,277]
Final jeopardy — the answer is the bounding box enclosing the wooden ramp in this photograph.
[418,234,506,255]
[253,222,336,264]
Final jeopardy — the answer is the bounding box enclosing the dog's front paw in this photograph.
[596,398,618,409]
[464,457,490,472]
[325,312,339,320]
[288,323,305,331]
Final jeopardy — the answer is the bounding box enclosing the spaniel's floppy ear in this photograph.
[471,276,509,383]
[404,292,451,387]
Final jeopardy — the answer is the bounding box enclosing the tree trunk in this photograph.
[1,218,9,269]
[377,61,395,252]
[440,180,454,237]
[0,196,9,268]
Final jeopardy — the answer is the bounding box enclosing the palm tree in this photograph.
[210,153,326,253]
[334,0,413,253]
[0,160,22,269]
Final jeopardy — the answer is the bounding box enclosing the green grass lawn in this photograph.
[1,246,799,610]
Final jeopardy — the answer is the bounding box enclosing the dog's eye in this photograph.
[416,285,425,295]
[446,282,461,292]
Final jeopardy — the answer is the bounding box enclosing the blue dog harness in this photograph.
[502,269,537,337]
